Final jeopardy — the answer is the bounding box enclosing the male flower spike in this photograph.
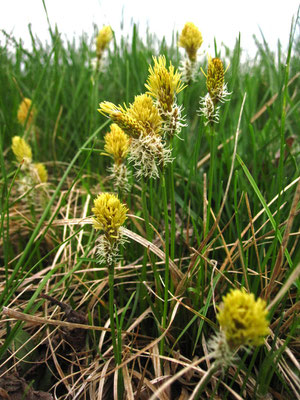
[207,288,270,370]
[92,193,128,264]
[103,124,131,192]
[145,55,186,137]
[178,22,203,83]
[12,136,32,165]
[104,124,130,165]
[91,26,113,72]
[206,57,227,104]
[217,288,270,348]
[17,98,35,129]
[96,26,113,58]
[33,163,48,183]
[145,55,185,114]
[99,95,172,179]
[126,94,172,179]
[179,22,203,62]
[127,94,162,136]
[99,102,145,138]
[11,137,48,204]
[198,56,230,125]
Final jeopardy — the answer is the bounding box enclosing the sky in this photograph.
[1,0,299,58]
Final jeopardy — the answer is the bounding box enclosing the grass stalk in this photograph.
[206,124,217,235]
[108,263,123,399]
[160,172,170,356]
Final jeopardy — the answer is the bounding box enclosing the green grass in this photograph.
[0,8,299,400]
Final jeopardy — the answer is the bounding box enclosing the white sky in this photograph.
[1,0,299,58]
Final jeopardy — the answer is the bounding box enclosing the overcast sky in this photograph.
[1,0,299,57]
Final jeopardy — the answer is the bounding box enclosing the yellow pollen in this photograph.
[96,26,113,57]
[98,101,144,138]
[205,57,225,102]
[145,55,186,113]
[178,22,203,62]
[92,193,128,239]
[17,98,35,128]
[217,288,270,348]
[104,124,130,164]
[12,136,32,164]
[33,163,48,183]
[128,94,162,136]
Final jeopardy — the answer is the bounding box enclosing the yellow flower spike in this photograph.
[104,124,130,165]
[98,101,144,138]
[33,163,48,183]
[17,98,35,128]
[217,288,270,348]
[96,26,113,57]
[128,94,162,136]
[205,57,225,103]
[92,193,128,239]
[178,22,203,62]
[198,56,230,124]
[12,136,32,164]
[145,55,186,113]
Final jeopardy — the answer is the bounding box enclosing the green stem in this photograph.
[206,125,217,235]
[194,124,216,311]
[160,172,170,356]
[140,179,151,312]
[169,146,176,262]
[194,362,219,400]
[108,263,119,365]
[169,163,175,294]
[108,262,124,399]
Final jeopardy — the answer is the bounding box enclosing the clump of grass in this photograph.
[0,7,300,400]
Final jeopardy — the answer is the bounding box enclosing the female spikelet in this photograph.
[198,56,231,125]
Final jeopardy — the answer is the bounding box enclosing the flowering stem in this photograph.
[169,141,176,263]
[193,362,219,400]
[194,125,217,310]
[108,262,123,399]
[108,264,120,363]
[170,174,176,294]
[205,125,217,235]
[140,179,151,312]
[140,179,163,315]
[160,172,170,356]
[167,155,176,296]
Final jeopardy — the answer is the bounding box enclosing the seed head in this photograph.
[98,101,145,138]
[96,26,113,57]
[92,193,128,239]
[12,136,32,164]
[17,98,35,128]
[104,124,130,165]
[217,288,270,348]
[178,22,203,62]
[145,55,186,113]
